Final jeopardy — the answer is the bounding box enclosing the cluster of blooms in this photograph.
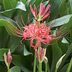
[23,23,52,49]
[22,3,53,62]
[30,3,50,21]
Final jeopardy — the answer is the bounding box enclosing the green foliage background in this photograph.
[0,0,72,72]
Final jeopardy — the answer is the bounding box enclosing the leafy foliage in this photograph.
[0,0,72,72]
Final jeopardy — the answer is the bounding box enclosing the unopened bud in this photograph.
[7,49,12,65]
[4,49,12,67]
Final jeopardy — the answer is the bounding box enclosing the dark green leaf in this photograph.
[10,66,21,72]
[0,48,8,61]
[69,0,72,12]
[0,16,20,36]
[3,0,17,10]
[66,58,72,72]
[51,40,62,72]
[57,17,72,37]
[58,43,72,71]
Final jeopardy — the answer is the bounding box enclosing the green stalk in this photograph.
[38,62,42,72]
[7,66,10,72]
[45,62,48,72]
[33,53,37,72]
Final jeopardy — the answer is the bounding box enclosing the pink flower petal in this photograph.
[39,3,45,16]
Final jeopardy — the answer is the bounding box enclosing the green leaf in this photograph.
[0,16,20,36]
[55,54,66,72]
[57,16,72,37]
[1,1,26,18]
[49,14,72,27]
[9,36,20,53]
[12,55,31,72]
[10,66,21,72]
[69,0,72,12]
[16,1,26,11]
[0,48,8,61]
[3,0,18,10]
[58,43,72,71]
[23,45,32,56]
[61,37,69,44]
[66,58,72,72]
[51,40,62,72]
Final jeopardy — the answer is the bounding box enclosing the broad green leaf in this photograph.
[2,0,18,17]
[1,1,26,18]
[3,0,18,10]
[8,36,20,53]
[0,16,20,36]
[1,1,26,13]
[0,48,8,61]
[0,27,10,47]
[51,40,62,72]
[10,66,21,72]
[49,14,72,27]
[12,55,31,72]
[57,17,72,37]
[58,0,69,16]
[66,58,72,72]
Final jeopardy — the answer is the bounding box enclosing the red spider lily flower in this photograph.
[22,23,53,49]
[30,3,50,21]
[35,47,46,63]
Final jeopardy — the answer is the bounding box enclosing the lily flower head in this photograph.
[22,23,53,49]
[30,3,50,21]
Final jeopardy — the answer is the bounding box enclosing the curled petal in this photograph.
[42,11,50,20]
[42,4,50,17]
[39,3,45,16]
[30,4,37,19]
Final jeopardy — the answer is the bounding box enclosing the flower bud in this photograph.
[7,49,12,65]
[4,49,12,67]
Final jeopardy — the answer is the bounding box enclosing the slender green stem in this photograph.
[7,66,10,72]
[38,62,42,72]
[55,68,57,72]
[45,62,48,72]
[33,53,37,72]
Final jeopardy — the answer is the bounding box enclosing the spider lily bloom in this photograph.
[4,49,12,67]
[30,3,50,21]
[35,47,46,63]
[22,23,53,49]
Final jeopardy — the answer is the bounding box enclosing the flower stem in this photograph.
[45,62,48,72]
[38,62,42,72]
[33,53,36,72]
[7,66,10,72]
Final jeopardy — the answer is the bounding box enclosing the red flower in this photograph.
[30,3,50,21]
[23,23,53,49]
